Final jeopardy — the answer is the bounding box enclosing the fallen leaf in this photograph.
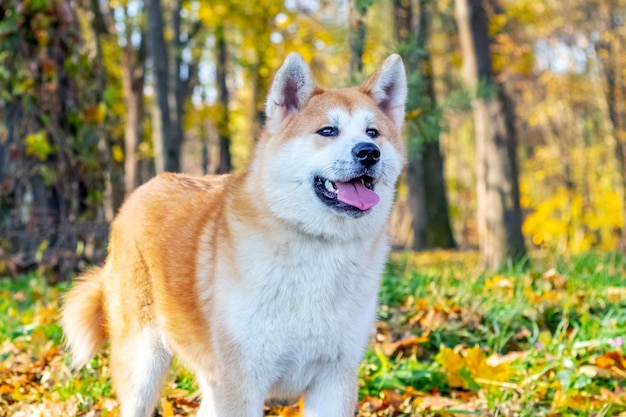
[595,351,626,370]
[486,350,528,367]
[382,333,429,356]
[161,399,174,417]
[607,287,626,303]
[381,388,404,408]
[485,275,514,289]
[413,394,459,410]
[542,268,566,289]
[436,345,510,390]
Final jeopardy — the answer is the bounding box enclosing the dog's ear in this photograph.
[360,54,407,129]
[265,53,315,127]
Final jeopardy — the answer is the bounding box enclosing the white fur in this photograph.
[205,219,388,414]
[187,55,406,415]
[369,55,408,128]
[265,52,315,130]
[117,327,172,417]
[64,53,407,417]
[256,108,404,241]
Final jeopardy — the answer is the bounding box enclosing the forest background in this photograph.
[1,0,625,276]
[1,0,626,416]
[0,0,626,272]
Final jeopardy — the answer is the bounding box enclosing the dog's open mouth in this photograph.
[314,175,380,215]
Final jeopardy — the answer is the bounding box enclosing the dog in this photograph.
[61,52,407,417]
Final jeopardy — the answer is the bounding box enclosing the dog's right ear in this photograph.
[265,53,315,128]
[360,54,407,130]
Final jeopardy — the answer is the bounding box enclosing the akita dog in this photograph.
[61,53,407,417]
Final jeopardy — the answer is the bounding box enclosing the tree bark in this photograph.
[215,24,232,174]
[455,0,526,268]
[146,0,178,173]
[169,0,185,172]
[595,0,626,248]
[121,21,145,198]
[251,49,269,140]
[394,0,456,250]
[349,0,368,78]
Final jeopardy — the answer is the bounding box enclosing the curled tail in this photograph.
[61,266,107,368]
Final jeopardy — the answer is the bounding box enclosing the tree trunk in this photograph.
[455,0,526,268]
[406,156,428,248]
[394,0,456,250]
[121,6,146,198]
[87,0,124,216]
[146,0,177,173]
[120,20,137,199]
[596,0,626,248]
[169,0,185,173]
[215,24,232,174]
[252,49,269,141]
[349,0,368,78]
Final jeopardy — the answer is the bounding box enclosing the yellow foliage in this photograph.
[83,103,106,124]
[112,145,124,163]
[524,288,560,305]
[198,3,231,26]
[160,399,174,417]
[521,143,624,252]
[436,345,510,390]
[25,131,53,161]
[484,275,514,299]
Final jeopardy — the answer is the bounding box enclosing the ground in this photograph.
[1,251,625,416]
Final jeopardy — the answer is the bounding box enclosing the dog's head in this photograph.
[250,53,407,240]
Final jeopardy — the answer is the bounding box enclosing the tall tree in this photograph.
[215,24,232,174]
[349,0,370,78]
[169,0,200,173]
[85,0,126,217]
[394,0,456,250]
[146,0,178,173]
[454,0,526,268]
[594,0,626,248]
[118,4,146,197]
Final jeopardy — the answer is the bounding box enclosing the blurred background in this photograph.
[0,0,624,280]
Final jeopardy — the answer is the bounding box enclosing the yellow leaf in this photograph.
[607,287,626,303]
[161,399,174,417]
[25,130,54,161]
[84,103,106,123]
[436,345,510,389]
[112,144,124,163]
[485,275,513,290]
[405,108,422,120]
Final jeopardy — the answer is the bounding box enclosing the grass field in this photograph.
[1,251,625,416]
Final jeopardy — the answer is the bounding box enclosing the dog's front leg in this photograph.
[303,368,358,417]
[196,369,265,417]
[203,383,265,417]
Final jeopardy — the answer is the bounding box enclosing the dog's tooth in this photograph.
[325,179,337,193]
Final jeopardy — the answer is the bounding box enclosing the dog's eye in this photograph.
[366,128,380,139]
[316,126,339,137]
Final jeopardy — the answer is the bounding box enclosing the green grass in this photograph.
[1,251,625,416]
[364,251,626,416]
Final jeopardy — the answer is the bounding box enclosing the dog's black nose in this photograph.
[352,142,381,167]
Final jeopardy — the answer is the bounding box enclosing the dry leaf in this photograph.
[161,399,175,417]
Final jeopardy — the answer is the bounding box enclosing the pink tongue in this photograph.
[335,179,380,210]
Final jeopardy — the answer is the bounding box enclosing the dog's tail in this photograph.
[60,266,107,368]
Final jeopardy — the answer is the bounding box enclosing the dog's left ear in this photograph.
[360,55,407,129]
[266,53,315,127]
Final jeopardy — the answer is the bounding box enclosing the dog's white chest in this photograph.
[213,232,385,399]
